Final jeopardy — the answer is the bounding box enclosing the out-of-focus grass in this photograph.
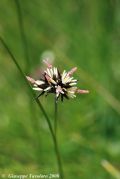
[102,160,120,179]
[0,0,120,178]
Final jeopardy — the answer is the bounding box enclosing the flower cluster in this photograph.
[26,60,89,101]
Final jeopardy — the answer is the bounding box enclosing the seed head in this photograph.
[26,60,89,101]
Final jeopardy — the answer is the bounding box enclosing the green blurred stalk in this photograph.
[0,37,64,179]
[54,97,58,136]
[14,0,52,165]
[14,0,41,163]
[102,160,120,179]
[54,97,64,178]
[13,1,64,177]
[14,0,30,72]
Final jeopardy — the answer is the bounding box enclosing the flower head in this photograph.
[26,60,89,101]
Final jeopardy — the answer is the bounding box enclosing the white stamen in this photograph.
[63,76,71,84]
[68,92,76,98]
[50,78,57,84]
[62,71,67,81]
[55,68,58,77]
[69,82,77,86]
[47,68,51,77]
[65,77,73,83]
[33,87,43,91]
[50,68,53,77]
[68,91,75,94]
[44,86,51,91]
[71,79,77,82]
[72,94,76,98]
[53,67,55,75]
[56,93,59,98]
[35,80,45,85]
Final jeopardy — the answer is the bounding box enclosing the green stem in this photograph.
[54,97,64,179]
[0,37,64,179]
[14,0,40,161]
[14,0,30,72]
[53,136,64,179]
[37,98,64,178]
[54,96,58,136]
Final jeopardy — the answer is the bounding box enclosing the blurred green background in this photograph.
[0,0,120,178]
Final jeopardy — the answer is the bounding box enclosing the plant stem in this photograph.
[54,96,64,178]
[0,36,64,179]
[54,96,58,136]
[37,98,64,179]
[14,0,40,159]
[53,135,64,179]
[14,0,30,72]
